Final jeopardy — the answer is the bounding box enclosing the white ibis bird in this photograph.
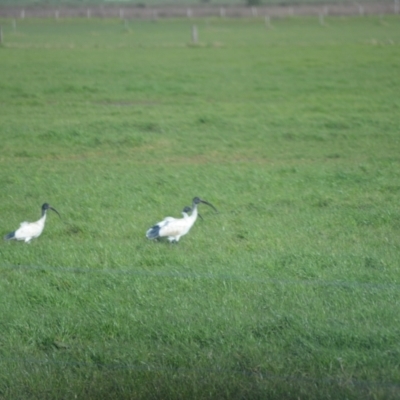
[145,206,192,243]
[146,197,217,243]
[4,203,61,243]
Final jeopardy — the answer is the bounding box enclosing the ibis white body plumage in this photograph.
[4,203,60,243]
[146,197,217,243]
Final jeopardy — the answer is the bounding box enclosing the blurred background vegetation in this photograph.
[0,0,394,7]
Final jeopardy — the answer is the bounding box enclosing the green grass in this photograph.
[0,16,400,399]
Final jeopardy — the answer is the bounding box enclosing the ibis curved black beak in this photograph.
[199,199,218,213]
[49,206,61,219]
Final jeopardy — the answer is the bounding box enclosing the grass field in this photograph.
[0,15,400,399]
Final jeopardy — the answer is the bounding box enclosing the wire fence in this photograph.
[1,263,400,291]
[0,264,400,292]
[0,2,399,19]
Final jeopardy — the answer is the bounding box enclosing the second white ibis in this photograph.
[146,197,217,243]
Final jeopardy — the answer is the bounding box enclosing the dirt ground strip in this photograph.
[0,2,398,19]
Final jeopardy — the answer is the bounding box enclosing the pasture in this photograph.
[0,15,400,399]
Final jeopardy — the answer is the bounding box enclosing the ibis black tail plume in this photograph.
[146,225,160,239]
[4,231,15,241]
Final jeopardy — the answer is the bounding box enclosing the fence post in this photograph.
[87,8,91,19]
[251,7,257,17]
[395,0,399,14]
[220,7,225,18]
[265,15,271,29]
[187,8,192,18]
[192,25,198,44]
[20,9,25,19]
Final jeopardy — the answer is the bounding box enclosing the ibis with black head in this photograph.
[4,203,61,243]
[146,197,217,243]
